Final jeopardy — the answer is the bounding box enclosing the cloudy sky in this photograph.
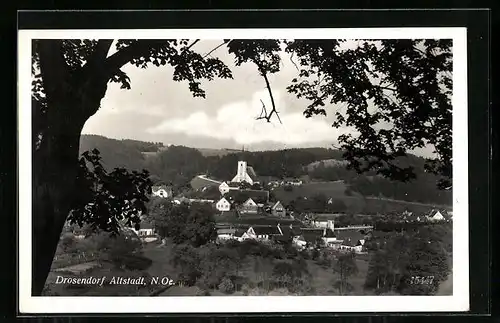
[82,39,435,156]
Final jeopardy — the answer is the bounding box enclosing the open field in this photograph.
[190,175,222,190]
[272,181,451,215]
[216,215,303,227]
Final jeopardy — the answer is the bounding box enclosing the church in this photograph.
[219,160,257,195]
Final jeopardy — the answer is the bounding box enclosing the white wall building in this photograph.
[231,161,254,185]
[152,185,172,198]
[216,197,232,212]
[218,181,240,195]
[427,210,445,222]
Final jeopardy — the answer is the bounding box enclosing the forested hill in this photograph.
[79,134,163,171]
[79,134,451,205]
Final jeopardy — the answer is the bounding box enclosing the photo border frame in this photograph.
[14,8,491,318]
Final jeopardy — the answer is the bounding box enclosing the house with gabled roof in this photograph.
[271,201,286,217]
[225,189,269,206]
[216,197,232,212]
[242,225,282,241]
[335,230,365,253]
[219,181,241,195]
[426,209,446,222]
[216,228,236,241]
[240,198,259,214]
[152,185,173,198]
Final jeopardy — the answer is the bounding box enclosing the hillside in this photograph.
[79,134,150,171]
[79,134,452,207]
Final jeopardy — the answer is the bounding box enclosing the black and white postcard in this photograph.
[18,27,469,313]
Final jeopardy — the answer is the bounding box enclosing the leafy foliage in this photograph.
[152,202,217,247]
[171,244,203,286]
[332,253,359,295]
[363,225,451,295]
[284,39,452,188]
[67,149,152,234]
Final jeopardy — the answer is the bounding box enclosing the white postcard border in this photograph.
[18,27,469,313]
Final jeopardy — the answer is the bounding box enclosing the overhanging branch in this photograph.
[203,40,231,58]
[84,40,114,70]
[255,69,282,124]
[102,40,169,77]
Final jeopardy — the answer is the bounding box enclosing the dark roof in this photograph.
[246,166,257,178]
[218,209,239,217]
[301,229,324,243]
[335,230,365,246]
[312,213,341,221]
[278,225,302,238]
[139,221,154,230]
[217,228,236,235]
[251,226,282,236]
[323,229,336,238]
[222,181,241,188]
[234,229,246,237]
[226,189,269,204]
[272,201,284,210]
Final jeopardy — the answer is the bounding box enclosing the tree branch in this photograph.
[102,40,169,76]
[184,39,200,51]
[202,40,231,58]
[255,69,282,124]
[289,52,300,71]
[84,39,114,69]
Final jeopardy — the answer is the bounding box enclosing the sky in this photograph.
[82,39,435,157]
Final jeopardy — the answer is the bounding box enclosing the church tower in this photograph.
[232,160,253,184]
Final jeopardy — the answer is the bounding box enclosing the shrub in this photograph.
[115,254,153,271]
[218,277,235,294]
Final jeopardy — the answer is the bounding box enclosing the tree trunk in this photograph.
[32,40,111,295]
[32,116,85,295]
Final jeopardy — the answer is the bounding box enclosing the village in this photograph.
[142,160,452,254]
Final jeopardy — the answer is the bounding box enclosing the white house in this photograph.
[311,219,336,231]
[240,198,259,214]
[216,197,232,212]
[152,185,172,198]
[427,210,445,222]
[218,181,241,195]
[271,201,286,217]
[322,227,337,244]
[217,228,236,241]
[335,230,366,253]
[241,226,281,241]
[231,161,255,185]
[293,235,308,249]
[131,221,158,242]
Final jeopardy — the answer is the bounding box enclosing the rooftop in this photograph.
[335,230,365,246]
[226,189,269,204]
[251,225,282,236]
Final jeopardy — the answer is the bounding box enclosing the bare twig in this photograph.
[184,39,200,51]
[378,85,398,92]
[258,99,268,119]
[289,52,300,71]
[255,69,282,124]
[202,40,231,58]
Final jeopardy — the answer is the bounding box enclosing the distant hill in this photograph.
[79,134,149,171]
[305,159,349,171]
[79,134,452,207]
[197,148,243,157]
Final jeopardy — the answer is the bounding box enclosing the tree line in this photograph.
[80,135,451,206]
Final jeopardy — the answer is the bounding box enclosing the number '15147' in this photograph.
[409,276,434,285]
